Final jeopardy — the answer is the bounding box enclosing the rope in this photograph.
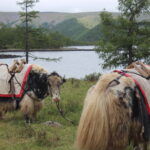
[55,101,74,125]
[13,73,49,101]
[121,70,150,80]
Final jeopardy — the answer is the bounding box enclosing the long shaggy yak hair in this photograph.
[75,72,150,150]
[0,64,64,123]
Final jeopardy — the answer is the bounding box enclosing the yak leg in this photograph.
[24,114,32,124]
[0,111,4,119]
[134,143,147,150]
[33,101,43,119]
[20,94,34,124]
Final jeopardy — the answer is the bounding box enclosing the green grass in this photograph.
[0,79,94,150]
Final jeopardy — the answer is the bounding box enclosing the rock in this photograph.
[43,121,62,127]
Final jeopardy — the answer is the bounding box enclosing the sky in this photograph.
[0,0,119,13]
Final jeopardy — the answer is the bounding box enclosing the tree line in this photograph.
[0,24,76,49]
[0,0,78,50]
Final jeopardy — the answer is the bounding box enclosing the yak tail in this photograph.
[75,73,132,150]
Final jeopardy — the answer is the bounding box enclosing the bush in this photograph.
[84,72,101,81]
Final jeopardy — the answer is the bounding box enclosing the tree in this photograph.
[96,0,150,69]
[17,0,39,63]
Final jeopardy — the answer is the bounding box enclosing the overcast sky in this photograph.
[0,0,119,13]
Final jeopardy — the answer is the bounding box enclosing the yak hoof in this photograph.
[24,115,32,124]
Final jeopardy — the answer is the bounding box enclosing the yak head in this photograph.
[47,72,66,102]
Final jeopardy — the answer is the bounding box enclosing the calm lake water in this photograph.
[0,46,107,79]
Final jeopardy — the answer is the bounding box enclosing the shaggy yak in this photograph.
[76,62,150,150]
[0,59,65,123]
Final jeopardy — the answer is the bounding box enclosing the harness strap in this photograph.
[114,70,150,115]
[8,73,16,94]
[121,70,150,80]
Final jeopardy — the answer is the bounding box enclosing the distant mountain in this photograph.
[51,18,103,42]
[0,12,149,42]
[77,24,102,42]
[0,12,100,28]
[0,12,20,27]
[0,11,102,42]
[51,18,88,40]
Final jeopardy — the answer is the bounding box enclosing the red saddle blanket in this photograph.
[0,64,32,98]
[115,67,150,115]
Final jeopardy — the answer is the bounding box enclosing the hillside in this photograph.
[77,24,102,42]
[51,18,88,40]
[0,12,100,28]
[0,11,149,43]
[0,11,102,42]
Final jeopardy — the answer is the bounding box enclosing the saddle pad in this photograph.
[0,64,32,98]
[115,66,150,115]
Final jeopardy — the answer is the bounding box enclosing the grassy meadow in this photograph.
[0,79,95,150]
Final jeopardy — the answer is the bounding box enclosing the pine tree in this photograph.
[17,0,39,63]
[97,0,150,68]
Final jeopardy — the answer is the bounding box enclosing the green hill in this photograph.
[50,18,103,42]
[0,12,101,28]
[0,12,102,42]
[0,11,149,43]
[77,24,102,42]
[51,18,88,40]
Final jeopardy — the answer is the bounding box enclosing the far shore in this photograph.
[0,47,95,52]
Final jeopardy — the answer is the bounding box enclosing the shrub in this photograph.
[84,72,101,81]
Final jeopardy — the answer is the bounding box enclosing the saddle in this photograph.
[9,59,26,73]
[126,62,150,79]
[116,62,150,141]
[0,60,32,100]
[115,62,150,115]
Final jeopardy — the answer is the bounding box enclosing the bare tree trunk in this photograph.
[25,1,29,63]
[128,45,133,65]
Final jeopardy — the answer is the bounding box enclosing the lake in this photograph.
[0,46,107,79]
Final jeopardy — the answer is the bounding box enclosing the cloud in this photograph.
[0,0,119,12]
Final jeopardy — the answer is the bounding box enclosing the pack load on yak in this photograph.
[76,62,150,150]
[0,59,65,123]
